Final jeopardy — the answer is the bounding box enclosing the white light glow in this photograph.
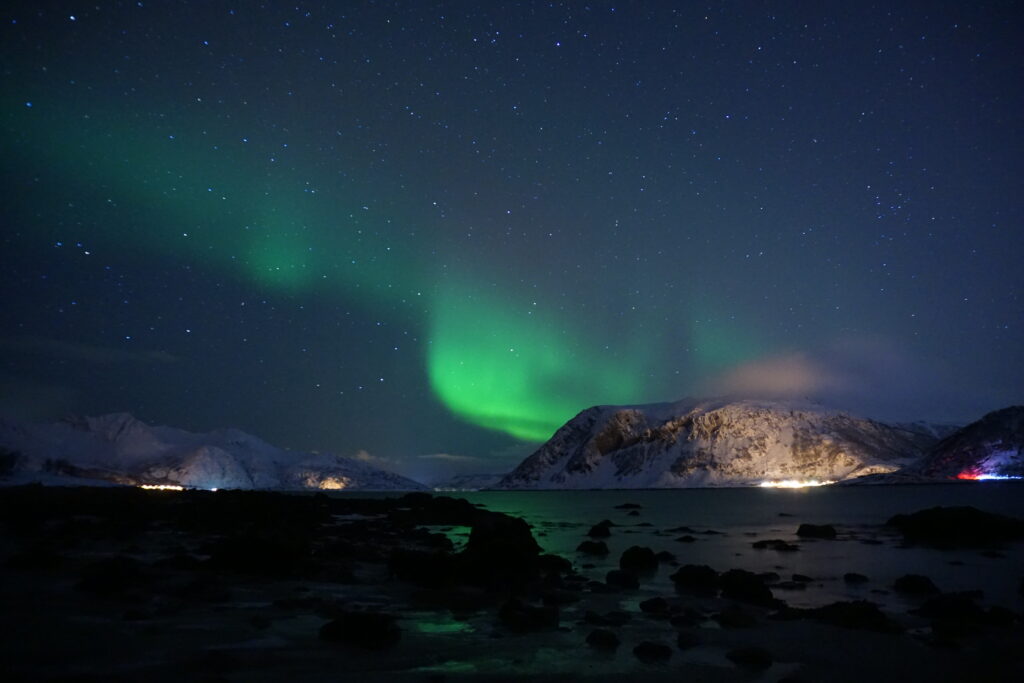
[139,484,185,491]
[758,479,835,489]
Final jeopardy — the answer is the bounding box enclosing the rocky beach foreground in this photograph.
[1,485,1022,681]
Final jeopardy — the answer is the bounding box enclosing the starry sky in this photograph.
[2,2,1022,482]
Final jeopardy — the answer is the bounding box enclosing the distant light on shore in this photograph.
[139,484,185,491]
[956,472,1022,481]
[758,479,835,489]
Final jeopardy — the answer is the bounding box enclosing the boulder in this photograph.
[752,539,799,552]
[893,574,940,595]
[319,611,400,649]
[719,569,777,607]
[812,600,901,633]
[586,628,620,651]
[670,564,719,595]
[796,523,837,539]
[498,598,558,632]
[886,506,1024,548]
[726,646,773,671]
[639,597,670,615]
[605,569,640,590]
[633,641,672,662]
[576,540,610,556]
[844,572,869,584]
[587,520,615,538]
[619,546,658,573]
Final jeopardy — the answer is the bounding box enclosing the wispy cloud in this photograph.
[0,336,178,365]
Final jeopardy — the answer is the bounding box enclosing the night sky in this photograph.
[2,2,1022,482]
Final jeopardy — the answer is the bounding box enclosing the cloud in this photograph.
[0,336,178,365]
[417,452,485,463]
[699,335,957,421]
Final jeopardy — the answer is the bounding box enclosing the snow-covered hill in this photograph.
[916,406,1024,479]
[497,399,937,489]
[0,413,426,491]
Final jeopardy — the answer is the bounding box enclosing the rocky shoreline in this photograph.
[1,485,1022,681]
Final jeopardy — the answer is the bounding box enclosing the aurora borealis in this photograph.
[2,2,1022,480]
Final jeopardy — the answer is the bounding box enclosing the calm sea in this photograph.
[450,484,1024,609]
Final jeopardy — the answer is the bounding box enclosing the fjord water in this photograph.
[457,483,1024,609]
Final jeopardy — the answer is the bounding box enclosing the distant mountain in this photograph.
[0,413,426,491]
[431,473,506,491]
[916,406,1024,479]
[496,399,938,489]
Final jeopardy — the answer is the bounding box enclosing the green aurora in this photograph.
[3,96,756,443]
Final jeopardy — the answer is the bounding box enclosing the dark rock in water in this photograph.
[792,573,813,583]
[388,550,455,588]
[675,535,696,543]
[893,574,940,595]
[886,506,1024,548]
[537,553,572,575]
[576,540,610,556]
[587,520,615,538]
[639,596,669,615]
[844,572,870,584]
[465,511,541,562]
[667,525,696,533]
[586,628,620,651]
[670,564,719,595]
[797,523,837,539]
[584,610,631,627]
[716,605,757,628]
[627,510,640,516]
[76,555,146,595]
[752,539,799,552]
[726,646,773,671]
[655,550,676,563]
[619,546,658,573]
[812,600,902,633]
[676,630,700,650]
[542,589,581,606]
[775,581,807,591]
[605,569,640,589]
[208,533,312,578]
[910,593,988,624]
[719,569,778,607]
[633,641,672,662]
[498,598,558,632]
[319,611,400,649]
[614,503,643,510]
[670,608,704,628]
[758,571,781,583]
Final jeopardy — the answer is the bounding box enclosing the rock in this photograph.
[886,506,1024,548]
[716,605,757,628]
[587,520,615,538]
[844,572,869,584]
[465,512,541,562]
[676,630,700,650]
[675,535,696,543]
[619,546,658,573]
[576,540,610,556]
[752,539,799,552]
[655,550,676,563]
[910,593,988,623]
[388,550,455,588]
[627,510,640,516]
[774,581,807,591]
[498,598,558,632]
[614,503,643,509]
[670,564,719,595]
[796,523,837,539]
[667,525,696,533]
[639,597,669,615]
[633,641,672,662]
[812,600,901,633]
[726,646,773,671]
[719,569,777,607]
[76,555,146,596]
[893,574,940,595]
[586,628,620,651]
[319,611,400,649]
[537,553,572,575]
[584,610,631,627]
[605,569,640,589]
[792,573,813,583]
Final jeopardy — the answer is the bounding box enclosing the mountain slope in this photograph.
[497,399,936,489]
[0,413,425,491]
[916,406,1024,479]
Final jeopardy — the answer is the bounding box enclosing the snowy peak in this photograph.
[918,406,1024,479]
[0,414,425,491]
[498,399,935,489]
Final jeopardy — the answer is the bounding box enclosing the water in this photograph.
[453,483,1024,609]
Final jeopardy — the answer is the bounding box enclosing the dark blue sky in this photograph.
[2,2,1021,480]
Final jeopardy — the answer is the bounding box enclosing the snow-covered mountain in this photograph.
[916,406,1024,479]
[431,472,507,491]
[0,413,426,491]
[496,399,937,489]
